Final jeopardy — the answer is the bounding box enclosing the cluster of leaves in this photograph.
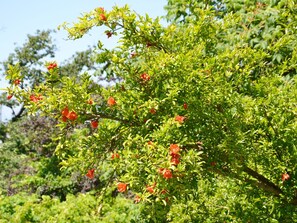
[0,193,143,223]
[2,0,297,222]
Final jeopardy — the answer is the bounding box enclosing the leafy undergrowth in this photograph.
[0,193,142,223]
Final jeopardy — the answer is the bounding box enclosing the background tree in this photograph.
[0,30,99,202]
[1,30,98,122]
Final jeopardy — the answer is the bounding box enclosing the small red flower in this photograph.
[87,99,93,105]
[183,103,188,110]
[30,94,42,103]
[99,13,107,21]
[150,108,156,114]
[47,62,57,71]
[170,153,180,159]
[86,169,95,179]
[117,183,127,192]
[61,116,68,122]
[91,120,99,128]
[106,31,113,38]
[14,79,21,85]
[61,107,69,117]
[282,173,290,181]
[134,195,141,203]
[171,157,180,165]
[148,141,153,146]
[7,94,13,100]
[107,97,116,106]
[29,95,35,102]
[67,111,78,121]
[146,183,156,194]
[140,73,150,81]
[162,169,173,179]
[170,144,180,155]
[111,153,120,159]
[175,115,186,123]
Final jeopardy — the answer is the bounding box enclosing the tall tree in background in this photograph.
[1,30,98,122]
[0,30,98,200]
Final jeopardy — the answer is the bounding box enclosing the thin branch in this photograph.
[243,166,282,196]
[11,105,26,122]
[208,163,283,197]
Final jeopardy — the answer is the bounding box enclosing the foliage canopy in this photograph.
[2,0,297,222]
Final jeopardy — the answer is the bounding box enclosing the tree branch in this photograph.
[243,166,282,197]
[11,105,26,122]
[209,165,283,198]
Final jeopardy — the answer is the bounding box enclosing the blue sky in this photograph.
[0,0,167,61]
[0,0,167,121]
